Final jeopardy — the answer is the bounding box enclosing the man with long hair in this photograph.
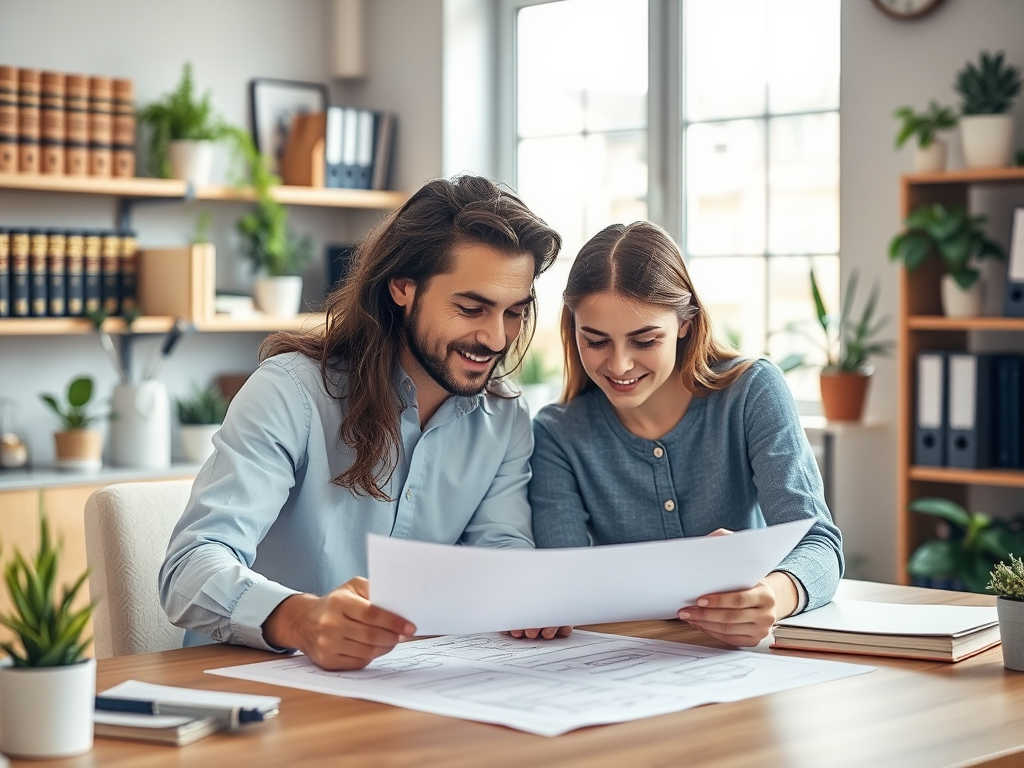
[160,176,562,670]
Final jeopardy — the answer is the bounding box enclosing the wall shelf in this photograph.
[0,313,327,336]
[908,316,1024,331]
[909,466,1024,489]
[903,167,1024,185]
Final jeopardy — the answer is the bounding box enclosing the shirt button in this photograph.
[664,500,675,512]
[405,489,412,501]
[653,447,664,458]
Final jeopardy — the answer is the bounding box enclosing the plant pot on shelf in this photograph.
[167,139,214,186]
[254,275,304,318]
[960,114,1014,169]
[819,370,871,422]
[53,429,103,472]
[913,139,948,173]
[110,380,171,469]
[940,274,985,318]
[0,658,95,758]
[997,596,1024,672]
[180,423,220,464]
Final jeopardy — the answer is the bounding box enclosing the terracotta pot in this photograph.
[819,371,871,422]
[53,429,103,472]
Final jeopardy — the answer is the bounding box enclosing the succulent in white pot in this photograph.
[955,50,1022,169]
[175,382,228,464]
[0,504,97,758]
[988,555,1024,671]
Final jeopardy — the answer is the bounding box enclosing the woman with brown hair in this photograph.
[527,221,843,647]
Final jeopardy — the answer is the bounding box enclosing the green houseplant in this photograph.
[779,269,893,421]
[893,101,958,173]
[175,383,229,464]
[0,504,96,757]
[39,376,104,471]
[888,202,1005,317]
[955,50,1023,168]
[137,62,234,183]
[989,555,1024,671]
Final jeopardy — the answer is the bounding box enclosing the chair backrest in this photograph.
[84,480,192,658]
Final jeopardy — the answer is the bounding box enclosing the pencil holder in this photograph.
[110,381,170,468]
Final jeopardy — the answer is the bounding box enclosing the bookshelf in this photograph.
[896,168,1024,583]
[0,313,326,336]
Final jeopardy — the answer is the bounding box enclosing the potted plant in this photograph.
[778,269,893,421]
[955,50,1022,168]
[515,352,559,418]
[893,101,958,172]
[233,131,314,317]
[889,202,1005,317]
[39,376,104,472]
[0,505,96,758]
[907,497,1024,593]
[988,555,1024,671]
[176,382,228,464]
[137,62,234,184]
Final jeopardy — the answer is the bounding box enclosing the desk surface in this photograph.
[15,581,1024,768]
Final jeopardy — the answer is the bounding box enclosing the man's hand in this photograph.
[505,627,574,640]
[263,577,415,670]
[678,571,798,647]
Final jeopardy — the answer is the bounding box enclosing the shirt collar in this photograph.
[392,363,488,417]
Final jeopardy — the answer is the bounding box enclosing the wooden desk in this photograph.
[14,581,1024,768]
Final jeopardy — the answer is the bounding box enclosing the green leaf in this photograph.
[908,539,960,578]
[908,497,972,527]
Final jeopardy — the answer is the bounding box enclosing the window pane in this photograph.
[584,132,648,237]
[768,0,840,113]
[688,256,766,357]
[768,113,839,255]
[518,0,647,138]
[685,119,766,256]
[518,136,588,258]
[766,255,839,402]
[684,0,767,121]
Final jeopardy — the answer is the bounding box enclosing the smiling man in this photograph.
[159,176,562,670]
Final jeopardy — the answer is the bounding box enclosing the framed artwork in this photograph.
[249,78,329,173]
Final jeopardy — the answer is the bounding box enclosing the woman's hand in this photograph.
[678,571,798,647]
[504,627,574,640]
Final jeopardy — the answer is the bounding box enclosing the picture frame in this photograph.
[249,78,329,173]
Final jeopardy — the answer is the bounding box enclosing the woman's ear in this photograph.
[678,320,691,339]
[389,277,416,309]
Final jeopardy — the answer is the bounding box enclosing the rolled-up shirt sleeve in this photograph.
[158,360,310,651]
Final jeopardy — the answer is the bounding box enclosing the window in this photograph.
[506,0,840,405]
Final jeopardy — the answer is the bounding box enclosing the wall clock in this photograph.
[870,0,945,20]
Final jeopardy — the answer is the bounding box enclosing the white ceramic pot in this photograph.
[913,139,947,173]
[0,658,95,758]
[940,274,985,318]
[110,380,171,468]
[167,139,215,186]
[254,275,304,318]
[997,596,1024,672]
[180,423,220,464]
[960,114,1014,169]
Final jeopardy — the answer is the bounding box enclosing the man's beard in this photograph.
[404,300,506,397]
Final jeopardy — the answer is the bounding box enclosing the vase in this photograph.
[167,139,214,186]
[997,596,1024,671]
[53,428,103,472]
[180,423,220,464]
[940,274,984,318]
[254,275,304,318]
[0,658,95,758]
[960,114,1014,169]
[913,139,947,173]
[819,371,871,422]
[110,380,171,468]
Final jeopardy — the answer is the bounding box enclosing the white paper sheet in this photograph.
[207,630,871,737]
[775,600,999,637]
[368,518,814,634]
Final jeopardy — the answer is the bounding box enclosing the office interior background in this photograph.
[1,0,1023,586]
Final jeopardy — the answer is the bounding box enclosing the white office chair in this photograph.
[84,480,192,658]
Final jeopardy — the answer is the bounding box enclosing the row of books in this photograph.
[915,351,1023,469]
[0,65,135,177]
[281,107,395,191]
[0,228,137,318]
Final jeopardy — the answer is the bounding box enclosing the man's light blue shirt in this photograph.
[159,352,534,651]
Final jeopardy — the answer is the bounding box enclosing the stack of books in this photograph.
[771,600,1000,663]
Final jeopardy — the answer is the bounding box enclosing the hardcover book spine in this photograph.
[64,74,89,176]
[119,230,137,313]
[101,231,121,316]
[40,71,65,176]
[112,78,135,178]
[0,229,10,317]
[83,231,102,314]
[88,76,112,177]
[0,66,17,173]
[65,231,85,316]
[17,68,40,174]
[47,230,66,317]
[29,230,48,316]
[10,229,30,317]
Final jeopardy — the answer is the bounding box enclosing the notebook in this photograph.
[93,711,224,746]
[771,600,1000,662]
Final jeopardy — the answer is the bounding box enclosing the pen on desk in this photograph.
[94,696,277,727]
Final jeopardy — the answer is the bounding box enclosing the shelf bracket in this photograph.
[117,181,197,232]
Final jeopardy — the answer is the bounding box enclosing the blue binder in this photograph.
[995,355,1023,469]
[946,353,995,469]
[914,351,947,466]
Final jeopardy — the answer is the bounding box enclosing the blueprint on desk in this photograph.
[207,630,872,736]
